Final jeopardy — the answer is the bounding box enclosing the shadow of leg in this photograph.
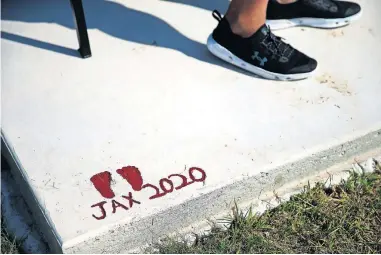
[1,0,257,78]
[159,0,230,13]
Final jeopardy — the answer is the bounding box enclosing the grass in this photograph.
[151,164,381,254]
[1,223,22,254]
[1,163,380,254]
[1,156,24,254]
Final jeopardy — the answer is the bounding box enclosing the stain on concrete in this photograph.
[329,29,345,37]
[274,174,284,187]
[316,73,352,96]
[368,28,375,37]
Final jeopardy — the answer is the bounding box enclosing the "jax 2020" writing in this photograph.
[89,166,206,220]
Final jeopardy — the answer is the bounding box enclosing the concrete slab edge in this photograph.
[2,144,380,254]
[2,125,381,253]
[149,152,381,253]
[64,126,381,253]
[1,167,50,253]
[1,131,63,253]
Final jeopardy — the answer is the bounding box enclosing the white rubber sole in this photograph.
[206,35,316,81]
[266,10,362,30]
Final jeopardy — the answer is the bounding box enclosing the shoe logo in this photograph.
[279,56,289,63]
[252,51,268,67]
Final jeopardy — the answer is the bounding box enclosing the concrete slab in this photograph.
[1,0,381,253]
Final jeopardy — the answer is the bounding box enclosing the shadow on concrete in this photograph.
[1,0,259,78]
[160,0,230,14]
[1,31,79,57]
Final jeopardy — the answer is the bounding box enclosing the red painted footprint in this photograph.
[116,166,143,191]
[90,171,115,199]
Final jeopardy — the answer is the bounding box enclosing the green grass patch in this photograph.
[1,223,22,254]
[152,166,381,254]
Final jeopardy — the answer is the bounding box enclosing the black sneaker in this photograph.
[266,0,362,30]
[207,10,317,81]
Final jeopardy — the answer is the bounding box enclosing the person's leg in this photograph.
[266,0,362,30]
[224,0,268,37]
[206,0,317,81]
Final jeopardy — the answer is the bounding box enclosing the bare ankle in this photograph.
[225,13,265,38]
[224,0,268,38]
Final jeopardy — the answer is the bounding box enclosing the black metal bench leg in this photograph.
[70,0,92,58]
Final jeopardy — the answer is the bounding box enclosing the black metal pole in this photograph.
[70,0,92,58]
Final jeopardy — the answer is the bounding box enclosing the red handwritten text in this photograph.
[91,192,141,220]
[90,166,206,220]
[142,167,206,200]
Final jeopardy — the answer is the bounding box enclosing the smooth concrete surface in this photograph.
[2,0,381,253]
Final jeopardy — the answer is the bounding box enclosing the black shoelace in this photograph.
[261,27,294,60]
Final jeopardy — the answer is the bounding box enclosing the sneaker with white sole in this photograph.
[266,0,362,30]
[207,10,317,81]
